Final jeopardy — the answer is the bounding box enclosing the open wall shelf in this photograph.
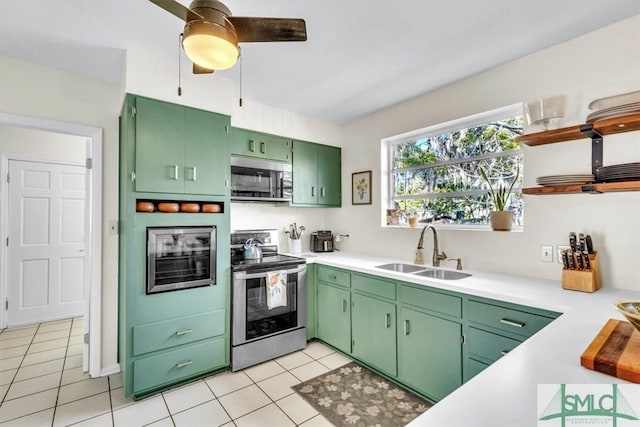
[518,113,640,195]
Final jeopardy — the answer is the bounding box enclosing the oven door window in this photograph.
[245,273,297,340]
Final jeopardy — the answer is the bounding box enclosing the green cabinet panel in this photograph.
[135,97,185,194]
[292,140,341,206]
[133,310,225,356]
[184,107,229,195]
[352,293,397,376]
[468,299,558,339]
[400,283,462,318]
[230,127,292,162]
[306,264,317,340]
[466,358,490,382]
[316,265,351,288]
[467,326,521,364]
[352,273,395,300]
[133,96,229,196]
[133,337,225,394]
[317,283,351,353]
[398,307,462,401]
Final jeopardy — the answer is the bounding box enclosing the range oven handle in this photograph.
[234,264,306,280]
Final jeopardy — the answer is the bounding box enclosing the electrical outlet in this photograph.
[540,245,553,262]
[557,245,570,264]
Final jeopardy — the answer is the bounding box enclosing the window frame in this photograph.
[380,103,524,230]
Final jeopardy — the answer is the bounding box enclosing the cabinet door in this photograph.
[317,144,341,206]
[263,135,292,162]
[316,283,351,353]
[230,128,260,158]
[398,307,462,401]
[292,140,318,204]
[184,108,229,196]
[352,293,396,376]
[135,97,185,193]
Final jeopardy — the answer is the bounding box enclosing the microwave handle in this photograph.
[235,264,305,280]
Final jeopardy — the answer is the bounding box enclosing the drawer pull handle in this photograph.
[260,141,267,154]
[312,186,316,197]
[172,164,179,180]
[249,139,255,152]
[175,360,193,368]
[384,313,391,328]
[175,329,193,336]
[403,320,410,335]
[501,350,510,356]
[341,300,347,313]
[500,318,525,328]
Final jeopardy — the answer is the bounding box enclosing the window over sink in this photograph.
[382,104,523,228]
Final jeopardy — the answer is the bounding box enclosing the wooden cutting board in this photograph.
[580,318,640,383]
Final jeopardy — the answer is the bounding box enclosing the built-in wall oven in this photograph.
[147,226,216,294]
[230,230,306,371]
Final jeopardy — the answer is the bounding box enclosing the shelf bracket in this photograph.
[580,124,603,176]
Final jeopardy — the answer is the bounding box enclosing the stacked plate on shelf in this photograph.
[595,162,640,182]
[586,91,640,123]
[536,174,594,186]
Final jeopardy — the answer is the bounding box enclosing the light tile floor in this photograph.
[0,318,352,426]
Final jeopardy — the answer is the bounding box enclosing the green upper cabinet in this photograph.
[292,140,341,206]
[230,127,292,162]
[133,96,229,196]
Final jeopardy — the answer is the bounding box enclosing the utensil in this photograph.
[561,250,569,269]
[582,252,591,270]
[569,232,577,252]
[586,235,594,254]
[578,233,586,252]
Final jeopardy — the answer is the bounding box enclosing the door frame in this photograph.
[0,112,102,378]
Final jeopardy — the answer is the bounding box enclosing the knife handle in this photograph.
[578,233,586,252]
[567,252,575,270]
[586,235,594,253]
[569,232,577,252]
[561,250,569,270]
[582,251,591,270]
[575,252,584,270]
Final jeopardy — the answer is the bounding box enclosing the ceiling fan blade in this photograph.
[193,63,215,74]
[228,17,307,42]
[148,0,203,22]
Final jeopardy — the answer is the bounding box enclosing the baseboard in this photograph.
[100,364,121,377]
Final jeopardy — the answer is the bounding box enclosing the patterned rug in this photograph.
[293,362,431,427]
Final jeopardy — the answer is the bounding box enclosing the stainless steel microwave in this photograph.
[230,157,292,202]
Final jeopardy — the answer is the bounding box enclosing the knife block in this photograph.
[562,252,600,292]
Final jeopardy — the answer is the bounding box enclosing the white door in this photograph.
[7,160,87,326]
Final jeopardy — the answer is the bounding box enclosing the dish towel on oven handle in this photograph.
[266,270,287,309]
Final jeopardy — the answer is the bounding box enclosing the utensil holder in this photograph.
[562,252,600,292]
[289,238,301,254]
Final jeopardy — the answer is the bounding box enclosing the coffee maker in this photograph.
[310,230,335,252]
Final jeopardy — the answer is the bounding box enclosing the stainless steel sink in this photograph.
[412,269,471,280]
[375,263,426,273]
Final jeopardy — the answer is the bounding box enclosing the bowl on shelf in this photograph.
[524,95,566,130]
[614,300,640,332]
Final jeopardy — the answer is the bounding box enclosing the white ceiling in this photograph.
[0,1,638,124]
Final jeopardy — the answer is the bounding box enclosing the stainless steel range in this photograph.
[230,229,307,371]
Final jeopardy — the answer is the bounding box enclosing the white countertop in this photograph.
[293,251,640,427]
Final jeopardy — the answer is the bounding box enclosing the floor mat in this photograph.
[293,361,431,426]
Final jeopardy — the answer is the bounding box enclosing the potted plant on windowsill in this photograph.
[479,166,519,231]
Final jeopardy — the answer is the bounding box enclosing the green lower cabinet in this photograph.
[306,264,317,340]
[317,283,351,353]
[398,306,463,401]
[351,293,397,376]
[466,358,490,381]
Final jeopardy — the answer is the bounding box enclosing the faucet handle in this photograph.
[438,251,448,260]
[448,258,463,270]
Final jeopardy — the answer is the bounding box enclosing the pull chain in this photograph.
[238,47,243,107]
[177,33,183,96]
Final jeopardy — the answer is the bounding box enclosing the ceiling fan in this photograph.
[149,0,307,74]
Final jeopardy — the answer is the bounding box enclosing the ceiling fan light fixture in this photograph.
[182,20,239,70]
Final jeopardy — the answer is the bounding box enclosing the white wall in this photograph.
[331,16,640,290]
[0,125,87,163]
[0,55,122,368]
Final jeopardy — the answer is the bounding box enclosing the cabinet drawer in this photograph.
[317,266,351,288]
[352,273,395,300]
[133,310,225,356]
[468,300,555,338]
[133,337,225,393]
[467,357,490,381]
[399,284,462,318]
[468,327,521,363]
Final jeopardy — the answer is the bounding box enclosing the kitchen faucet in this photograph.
[414,224,447,266]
